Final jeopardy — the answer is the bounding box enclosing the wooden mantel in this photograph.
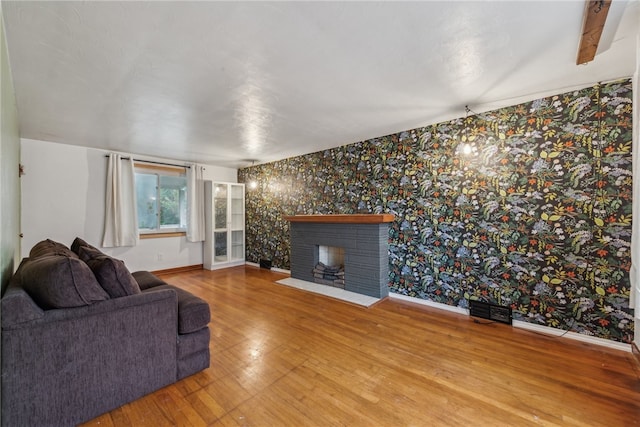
[283,214,395,224]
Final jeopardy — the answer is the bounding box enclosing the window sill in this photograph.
[139,231,186,240]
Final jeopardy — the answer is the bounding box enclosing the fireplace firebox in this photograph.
[313,245,345,288]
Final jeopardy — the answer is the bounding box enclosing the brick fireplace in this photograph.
[284,214,394,298]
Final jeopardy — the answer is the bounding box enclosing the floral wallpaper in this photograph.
[238,79,634,343]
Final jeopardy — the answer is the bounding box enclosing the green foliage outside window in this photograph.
[159,187,181,227]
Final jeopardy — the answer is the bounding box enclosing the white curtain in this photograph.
[186,164,206,242]
[102,153,139,247]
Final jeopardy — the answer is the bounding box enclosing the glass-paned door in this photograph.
[230,184,244,261]
[213,184,228,262]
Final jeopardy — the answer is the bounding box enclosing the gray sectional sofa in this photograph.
[1,238,211,427]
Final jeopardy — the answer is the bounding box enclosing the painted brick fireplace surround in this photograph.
[284,214,394,298]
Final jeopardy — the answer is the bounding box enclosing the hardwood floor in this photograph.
[81,266,640,426]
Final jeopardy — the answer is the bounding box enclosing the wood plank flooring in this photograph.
[81,266,640,426]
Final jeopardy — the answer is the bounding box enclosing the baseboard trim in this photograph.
[206,260,246,270]
[388,293,632,352]
[151,264,203,275]
[246,261,291,274]
[388,293,469,315]
[511,320,631,352]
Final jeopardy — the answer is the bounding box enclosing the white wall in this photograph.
[1,6,21,293]
[1,7,21,415]
[21,138,237,272]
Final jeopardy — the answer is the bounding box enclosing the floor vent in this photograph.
[259,259,272,269]
[469,300,512,325]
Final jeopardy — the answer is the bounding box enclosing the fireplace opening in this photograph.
[313,245,345,289]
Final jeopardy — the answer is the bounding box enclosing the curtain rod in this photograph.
[104,155,191,169]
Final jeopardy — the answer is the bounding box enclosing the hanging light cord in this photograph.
[463,105,478,142]
[464,106,470,142]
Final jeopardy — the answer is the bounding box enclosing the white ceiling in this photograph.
[2,1,639,169]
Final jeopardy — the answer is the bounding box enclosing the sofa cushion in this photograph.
[20,255,109,309]
[76,246,140,298]
[131,271,167,290]
[29,239,78,259]
[145,284,210,334]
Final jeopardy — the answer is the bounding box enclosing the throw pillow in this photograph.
[29,239,78,259]
[70,237,103,257]
[77,246,141,298]
[20,255,109,309]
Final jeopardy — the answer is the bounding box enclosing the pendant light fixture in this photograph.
[247,159,258,189]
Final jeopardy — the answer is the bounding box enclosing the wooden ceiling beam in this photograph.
[576,0,612,65]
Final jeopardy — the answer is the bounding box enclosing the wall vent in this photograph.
[469,300,512,325]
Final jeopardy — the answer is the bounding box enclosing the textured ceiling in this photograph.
[2,1,639,168]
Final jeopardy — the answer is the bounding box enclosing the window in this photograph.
[134,164,187,235]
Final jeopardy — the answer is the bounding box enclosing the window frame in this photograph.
[134,163,188,237]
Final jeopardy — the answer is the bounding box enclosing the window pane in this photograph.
[159,187,179,227]
[135,166,187,233]
[159,175,187,229]
[135,173,158,230]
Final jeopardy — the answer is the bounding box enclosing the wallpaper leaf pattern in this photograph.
[238,79,634,343]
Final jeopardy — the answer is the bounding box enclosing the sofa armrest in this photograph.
[1,258,45,327]
[1,285,44,327]
[1,288,179,426]
[131,270,167,290]
[144,285,210,334]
